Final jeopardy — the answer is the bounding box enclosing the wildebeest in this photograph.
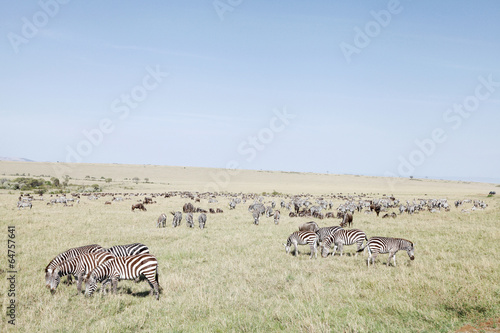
[183,203,195,213]
[132,203,147,211]
[299,221,320,232]
[340,211,353,227]
[157,213,167,228]
[216,208,224,213]
[198,213,207,229]
[171,211,182,227]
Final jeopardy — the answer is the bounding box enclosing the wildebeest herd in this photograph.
[35,190,489,300]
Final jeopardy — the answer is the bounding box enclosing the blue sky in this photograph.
[1,0,499,183]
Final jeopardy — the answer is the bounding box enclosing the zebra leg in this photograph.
[310,243,317,259]
[77,273,83,294]
[338,244,344,257]
[293,243,298,256]
[112,278,118,295]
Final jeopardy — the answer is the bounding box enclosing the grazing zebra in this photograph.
[283,231,319,259]
[105,243,149,257]
[320,228,367,257]
[157,213,167,228]
[316,225,343,243]
[357,237,415,267]
[85,254,160,300]
[186,212,194,228]
[252,210,260,225]
[49,251,116,293]
[45,244,104,288]
[171,211,182,227]
[198,213,207,229]
[273,210,280,225]
[17,201,32,209]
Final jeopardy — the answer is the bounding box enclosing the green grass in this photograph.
[0,162,499,332]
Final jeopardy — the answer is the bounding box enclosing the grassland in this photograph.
[0,161,499,332]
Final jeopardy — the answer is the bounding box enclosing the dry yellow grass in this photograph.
[0,161,498,332]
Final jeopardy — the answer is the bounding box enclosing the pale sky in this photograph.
[1,1,499,183]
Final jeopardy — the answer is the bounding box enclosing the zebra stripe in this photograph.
[316,226,343,243]
[45,244,104,287]
[105,243,150,257]
[321,228,367,257]
[85,254,160,300]
[284,231,319,259]
[50,251,115,293]
[357,236,415,266]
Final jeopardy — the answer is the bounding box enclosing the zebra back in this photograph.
[105,243,150,257]
[316,226,343,243]
[86,254,159,299]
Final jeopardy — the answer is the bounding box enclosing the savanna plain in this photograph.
[0,161,499,332]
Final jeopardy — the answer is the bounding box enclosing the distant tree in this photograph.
[51,177,60,187]
[105,178,112,183]
[132,177,140,184]
[144,178,149,183]
[92,184,100,192]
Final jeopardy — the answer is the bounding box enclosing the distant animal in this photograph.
[321,228,367,257]
[104,201,112,205]
[157,213,167,228]
[131,203,147,211]
[216,208,223,213]
[171,211,182,227]
[209,208,216,214]
[273,210,280,225]
[198,213,207,229]
[49,251,115,294]
[357,237,415,267]
[85,254,159,300]
[298,221,319,232]
[17,201,32,210]
[45,244,104,288]
[283,231,319,259]
[183,203,195,213]
[186,213,194,228]
[252,210,260,225]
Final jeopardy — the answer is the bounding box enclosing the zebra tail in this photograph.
[357,244,367,252]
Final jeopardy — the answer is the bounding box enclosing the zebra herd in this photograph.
[45,243,159,300]
[284,223,415,267]
[157,211,207,229]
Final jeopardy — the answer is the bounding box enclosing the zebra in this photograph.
[357,237,415,267]
[157,213,167,228]
[283,231,319,259]
[320,228,367,257]
[171,211,182,227]
[273,210,280,225]
[198,213,207,229]
[17,201,32,209]
[45,244,104,288]
[105,243,150,257]
[85,254,160,300]
[49,251,116,294]
[315,225,343,244]
[252,210,260,225]
[186,212,194,228]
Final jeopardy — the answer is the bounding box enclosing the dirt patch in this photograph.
[456,318,500,332]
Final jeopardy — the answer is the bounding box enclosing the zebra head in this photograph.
[407,242,415,261]
[49,272,61,293]
[45,269,53,288]
[320,245,330,258]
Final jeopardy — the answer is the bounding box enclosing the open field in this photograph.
[1,161,499,332]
